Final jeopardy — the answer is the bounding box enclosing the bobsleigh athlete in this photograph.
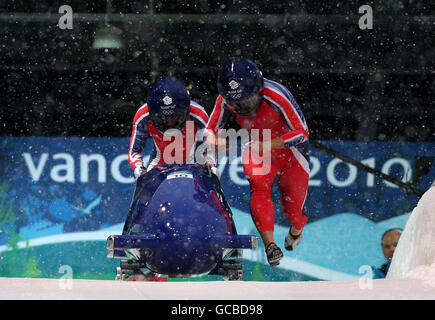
[128,76,213,179]
[127,76,212,281]
[205,57,310,266]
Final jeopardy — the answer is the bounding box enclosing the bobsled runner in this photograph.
[106,163,258,281]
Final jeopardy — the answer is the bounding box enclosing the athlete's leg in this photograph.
[277,148,310,231]
[243,150,280,247]
[245,166,278,233]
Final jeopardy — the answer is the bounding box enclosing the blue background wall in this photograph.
[0,137,433,281]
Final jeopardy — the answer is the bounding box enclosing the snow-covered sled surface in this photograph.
[0,276,434,300]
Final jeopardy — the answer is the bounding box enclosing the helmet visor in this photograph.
[151,109,188,132]
[225,92,262,116]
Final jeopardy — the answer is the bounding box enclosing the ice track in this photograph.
[0,276,434,300]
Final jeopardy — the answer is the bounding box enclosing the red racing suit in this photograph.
[206,78,310,232]
[128,101,209,172]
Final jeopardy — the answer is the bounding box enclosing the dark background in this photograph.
[0,1,433,142]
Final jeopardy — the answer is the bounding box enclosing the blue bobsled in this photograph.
[106,163,258,280]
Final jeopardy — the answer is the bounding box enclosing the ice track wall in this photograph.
[387,184,435,279]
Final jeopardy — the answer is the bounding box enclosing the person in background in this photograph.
[372,228,402,278]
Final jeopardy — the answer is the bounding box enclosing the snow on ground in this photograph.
[405,263,435,287]
[387,184,435,279]
[0,276,434,300]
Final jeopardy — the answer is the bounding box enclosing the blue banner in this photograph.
[0,137,433,280]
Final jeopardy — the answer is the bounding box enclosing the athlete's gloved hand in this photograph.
[210,166,219,177]
[204,162,219,177]
[203,154,219,177]
[134,166,147,180]
[244,140,272,154]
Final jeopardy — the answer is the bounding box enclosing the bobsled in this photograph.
[106,163,258,280]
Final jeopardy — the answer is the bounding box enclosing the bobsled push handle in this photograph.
[208,234,258,249]
[107,234,159,250]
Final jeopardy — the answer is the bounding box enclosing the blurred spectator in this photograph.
[372,228,402,278]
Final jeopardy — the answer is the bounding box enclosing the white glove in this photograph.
[134,166,147,180]
[244,140,272,154]
[210,166,219,177]
[203,154,219,177]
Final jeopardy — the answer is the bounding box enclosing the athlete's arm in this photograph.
[263,84,309,148]
[128,105,151,171]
